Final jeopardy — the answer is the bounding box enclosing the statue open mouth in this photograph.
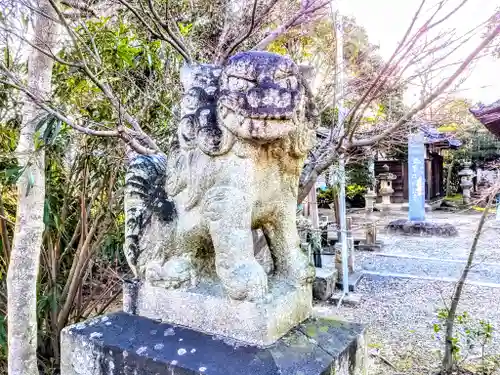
[217,80,303,142]
[217,97,299,142]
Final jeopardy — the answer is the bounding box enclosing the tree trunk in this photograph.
[442,190,496,373]
[7,3,59,375]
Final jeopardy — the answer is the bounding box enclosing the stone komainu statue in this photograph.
[125,51,318,301]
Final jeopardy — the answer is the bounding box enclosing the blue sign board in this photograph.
[408,133,426,221]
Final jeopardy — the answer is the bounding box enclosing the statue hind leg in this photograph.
[262,204,314,286]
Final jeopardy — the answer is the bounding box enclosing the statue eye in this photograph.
[228,76,255,91]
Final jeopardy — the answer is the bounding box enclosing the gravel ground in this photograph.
[360,211,500,263]
[360,254,500,284]
[315,275,500,374]
[313,210,500,374]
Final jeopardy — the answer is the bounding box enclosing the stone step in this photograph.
[360,252,500,286]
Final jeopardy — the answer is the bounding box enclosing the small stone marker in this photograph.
[356,222,383,251]
[313,267,337,301]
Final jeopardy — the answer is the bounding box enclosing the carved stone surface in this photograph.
[123,279,312,346]
[364,189,377,215]
[123,51,319,343]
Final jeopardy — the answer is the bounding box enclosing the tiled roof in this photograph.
[469,100,500,139]
[316,121,462,149]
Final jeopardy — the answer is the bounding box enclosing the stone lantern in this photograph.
[377,164,397,208]
[458,162,474,205]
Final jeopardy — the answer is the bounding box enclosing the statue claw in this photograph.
[145,257,194,289]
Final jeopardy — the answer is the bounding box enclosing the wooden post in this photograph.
[347,217,355,273]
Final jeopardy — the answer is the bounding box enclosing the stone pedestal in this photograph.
[123,279,312,347]
[459,162,474,205]
[61,312,367,375]
[386,219,458,237]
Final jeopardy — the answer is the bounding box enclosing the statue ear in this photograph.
[180,63,195,91]
[180,64,199,91]
[298,64,315,85]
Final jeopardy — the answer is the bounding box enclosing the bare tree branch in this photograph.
[217,0,259,63]
[350,21,500,148]
[252,0,329,50]
[144,0,192,62]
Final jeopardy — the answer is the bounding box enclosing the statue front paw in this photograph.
[281,252,315,286]
[218,260,268,301]
[145,257,194,289]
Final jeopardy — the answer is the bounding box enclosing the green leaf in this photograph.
[43,199,50,226]
[3,166,23,184]
[177,22,192,36]
[34,132,44,150]
[34,112,50,133]
[42,117,56,143]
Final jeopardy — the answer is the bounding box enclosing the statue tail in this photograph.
[124,154,177,276]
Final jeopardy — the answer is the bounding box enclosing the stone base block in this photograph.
[331,292,363,307]
[60,312,367,375]
[386,219,458,237]
[123,279,312,346]
[400,202,432,212]
[313,267,337,301]
[356,240,384,252]
[335,272,364,293]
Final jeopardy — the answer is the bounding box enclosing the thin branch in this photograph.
[145,0,191,62]
[252,0,329,50]
[343,0,427,132]
[44,0,161,152]
[218,0,259,63]
[0,25,83,68]
[61,0,97,17]
[0,77,117,137]
[428,0,468,30]
[116,0,166,41]
[443,188,497,372]
[350,21,500,147]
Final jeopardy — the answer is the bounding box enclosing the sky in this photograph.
[340,0,499,106]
